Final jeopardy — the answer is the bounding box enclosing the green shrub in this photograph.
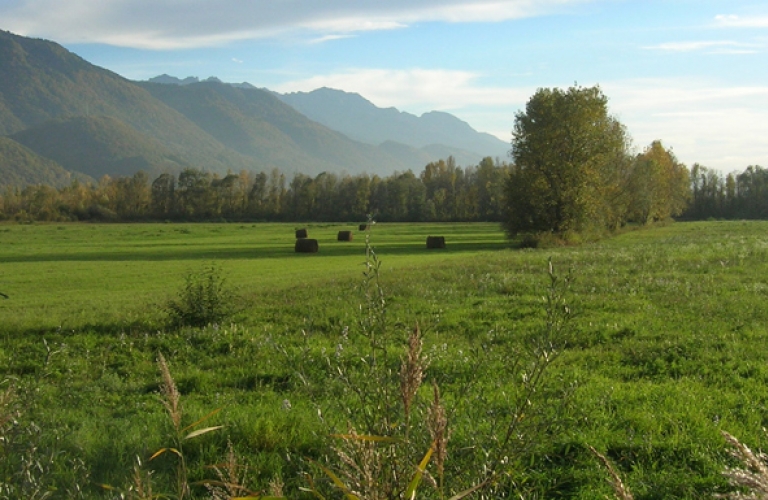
[166,264,236,328]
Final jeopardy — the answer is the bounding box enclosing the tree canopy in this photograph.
[0,157,511,223]
[504,85,691,236]
[505,85,631,235]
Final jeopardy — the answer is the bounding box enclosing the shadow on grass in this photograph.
[1,240,514,263]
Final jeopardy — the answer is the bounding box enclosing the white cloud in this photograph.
[715,14,768,28]
[604,79,768,171]
[273,67,533,112]
[308,34,357,45]
[643,40,757,52]
[1,0,593,49]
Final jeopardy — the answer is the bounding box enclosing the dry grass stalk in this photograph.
[268,474,285,497]
[428,383,448,479]
[332,427,385,500]
[0,383,16,430]
[157,353,182,432]
[588,445,634,500]
[717,430,768,499]
[128,457,154,500]
[206,441,256,500]
[400,324,426,420]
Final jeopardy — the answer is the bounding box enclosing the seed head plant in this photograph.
[305,220,445,499]
[308,223,575,500]
[204,440,264,500]
[401,324,427,428]
[717,430,768,499]
[589,445,634,500]
[145,353,223,499]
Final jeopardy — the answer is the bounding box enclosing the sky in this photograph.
[2,0,767,173]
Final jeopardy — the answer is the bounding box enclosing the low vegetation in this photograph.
[165,264,238,328]
[1,221,768,498]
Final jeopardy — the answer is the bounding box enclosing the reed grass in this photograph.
[717,430,768,499]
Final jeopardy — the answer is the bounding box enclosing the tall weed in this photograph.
[305,222,575,499]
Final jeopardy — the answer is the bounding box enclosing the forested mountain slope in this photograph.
[0,30,254,175]
[10,115,192,179]
[0,29,509,187]
[139,81,415,175]
[0,136,84,188]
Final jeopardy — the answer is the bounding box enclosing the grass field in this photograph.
[0,222,507,332]
[2,220,768,499]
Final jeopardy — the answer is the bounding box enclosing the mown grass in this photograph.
[1,220,768,498]
[0,222,507,332]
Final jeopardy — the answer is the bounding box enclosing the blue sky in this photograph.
[2,0,767,172]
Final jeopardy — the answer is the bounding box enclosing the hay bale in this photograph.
[295,238,319,253]
[359,224,368,231]
[295,228,308,239]
[337,230,353,242]
[426,236,446,249]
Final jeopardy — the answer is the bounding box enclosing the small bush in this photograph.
[166,264,236,328]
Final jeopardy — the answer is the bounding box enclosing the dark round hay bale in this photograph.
[337,230,353,242]
[295,238,319,253]
[295,228,308,239]
[426,236,446,249]
[359,224,368,231]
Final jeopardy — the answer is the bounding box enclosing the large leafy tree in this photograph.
[505,85,631,235]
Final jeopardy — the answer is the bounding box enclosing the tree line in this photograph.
[682,164,768,220]
[0,157,510,223]
[3,84,765,230]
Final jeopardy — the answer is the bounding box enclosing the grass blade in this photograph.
[149,447,182,461]
[405,444,435,499]
[184,425,224,440]
[306,458,360,500]
[181,407,222,433]
[330,433,400,443]
[447,480,489,500]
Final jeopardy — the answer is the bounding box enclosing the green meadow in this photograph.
[2,221,768,499]
[0,222,507,332]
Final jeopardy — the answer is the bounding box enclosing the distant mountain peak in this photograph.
[147,74,255,89]
[147,74,201,85]
[276,87,509,159]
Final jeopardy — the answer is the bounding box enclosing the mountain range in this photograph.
[276,87,508,159]
[0,29,510,188]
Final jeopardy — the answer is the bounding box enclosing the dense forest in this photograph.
[0,157,510,223]
[684,163,768,220]
[2,154,766,225]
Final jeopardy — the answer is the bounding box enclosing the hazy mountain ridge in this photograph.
[0,29,256,177]
[139,81,409,175]
[148,74,256,89]
[276,87,510,159]
[0,29,509,188]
